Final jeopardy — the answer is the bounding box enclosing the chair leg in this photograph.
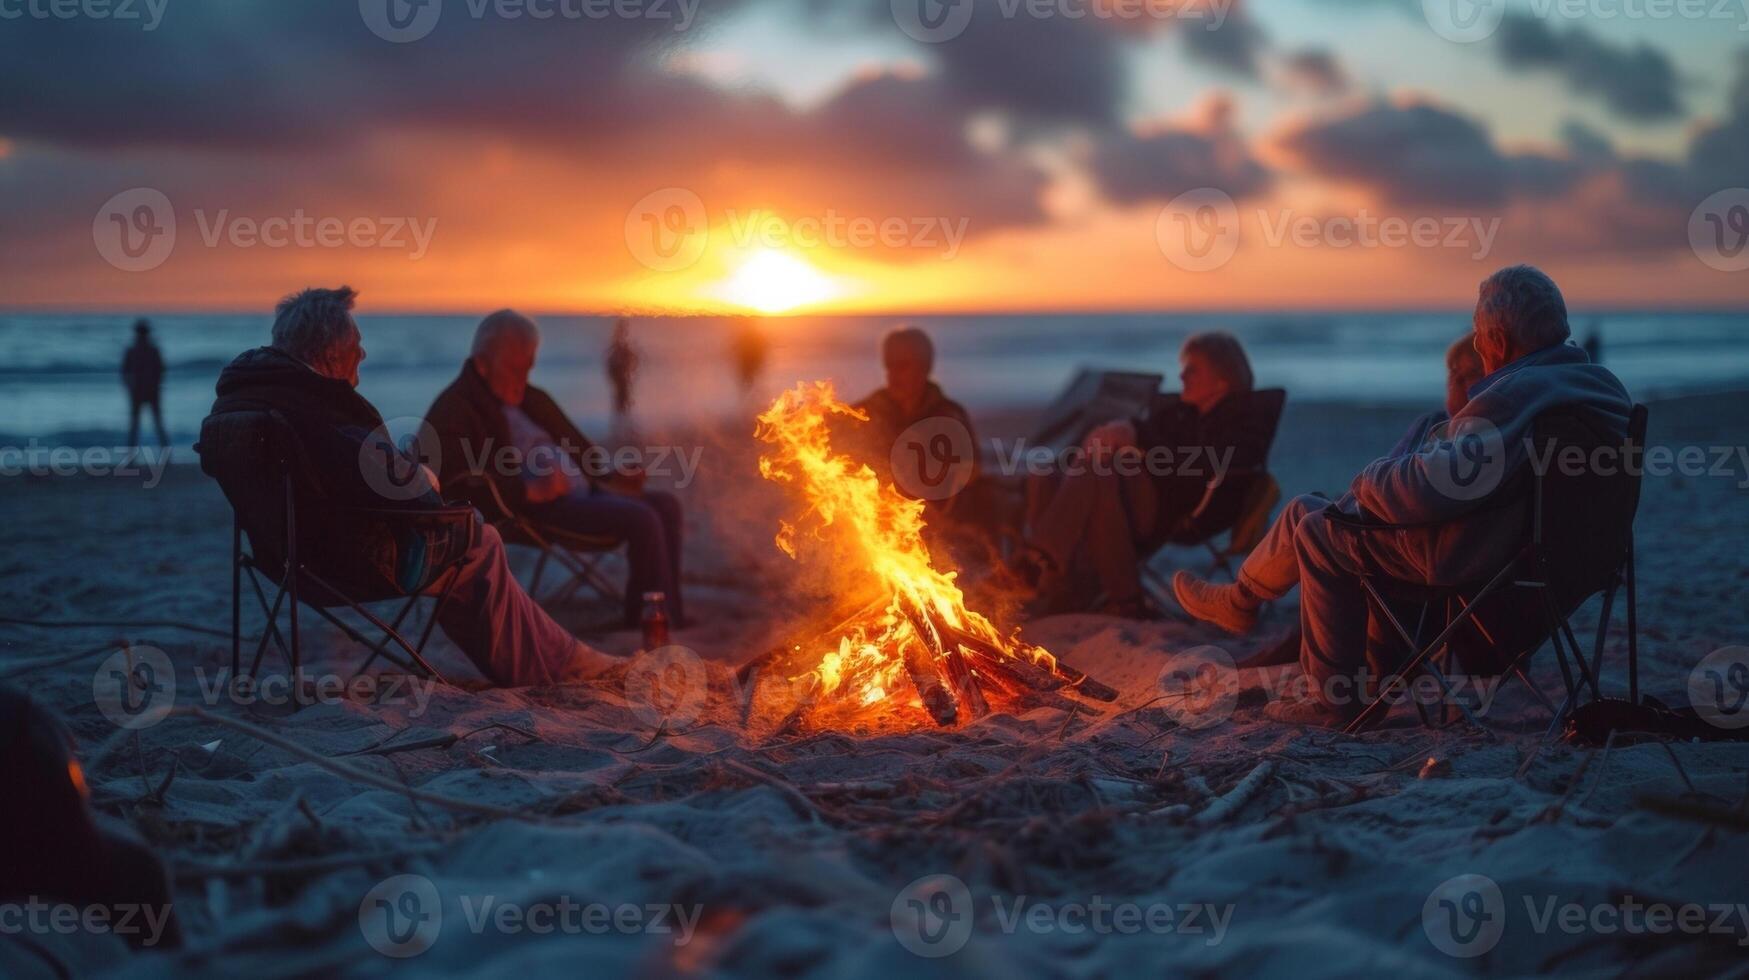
[231,521,243,677]
[1589,578,1619,699]
[1625,540,1639,705]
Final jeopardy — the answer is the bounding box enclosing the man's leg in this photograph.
[432,524,612,686]
[1028,468,1155,604]
[126,399,142,450]
[1174,493,1330,634]
[640,490,685,621]
[528,489,677,625]
[148,397,168,448]
[1291,508,1428,715]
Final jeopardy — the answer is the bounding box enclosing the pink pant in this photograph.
[430,524,612,686]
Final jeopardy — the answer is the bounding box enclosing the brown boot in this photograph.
[1171,571,1260,636]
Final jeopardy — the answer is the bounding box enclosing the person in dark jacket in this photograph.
[204,287,615,686]
[0,686,180,950]
[1174,266,1632,725]
[851,326,985,528]
[122,319,168,450]
[424,310,685,629]
[1019,332,1272,617]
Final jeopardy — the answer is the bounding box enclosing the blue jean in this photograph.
[528,487,684,625]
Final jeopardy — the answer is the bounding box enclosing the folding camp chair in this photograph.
[445,475,624,609]
[1329,403,1648,734]
[197,411,477,687]
[1137,388,1288,607]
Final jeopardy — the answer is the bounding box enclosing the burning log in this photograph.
[902,637,958,727]
[897,594,990,723]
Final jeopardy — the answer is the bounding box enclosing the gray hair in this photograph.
[471,309,540,363]
[1181,331,1254,394]
[1475,265,1570,352]
[271,286,358,369]
[881,325,934,369]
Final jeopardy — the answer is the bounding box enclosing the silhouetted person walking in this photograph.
[606,318,639,421]
[122,319,168,450]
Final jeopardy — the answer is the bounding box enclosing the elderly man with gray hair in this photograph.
[424,310,685,629]
[1173,265,1633,725]
[205,287,617,686]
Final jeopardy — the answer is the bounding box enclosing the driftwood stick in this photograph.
[902,637,959,727]
[174,844,448,881]
[1195,760,1277,826]
[902,597,989,722]
[173,707,521,820]
[1046,656,1120,703]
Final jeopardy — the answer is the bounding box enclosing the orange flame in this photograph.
[755,380,1058,726]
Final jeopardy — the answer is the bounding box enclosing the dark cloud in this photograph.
[1495,15,1682,123]
[1276,49,1350,96]
[1177,4,1268,78]
[1274,100,1519,206]
[921,6,1131,124]
[1089,94,1270,203]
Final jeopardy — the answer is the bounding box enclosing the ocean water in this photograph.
[2,310,1746,449]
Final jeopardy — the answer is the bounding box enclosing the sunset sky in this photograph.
[2,0,1746,314]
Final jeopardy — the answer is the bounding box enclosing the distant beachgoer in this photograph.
[426,310,686,629]
[204,287,618,685]
[1581,323,1603,364]
[1017,332,1274,618]
[606,318,639,421]
[0,685,181,950]
[731,319,769,394]
[121,318,168,449]
[1173,266,1634,726]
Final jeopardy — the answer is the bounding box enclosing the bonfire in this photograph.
[748,381,1113,732]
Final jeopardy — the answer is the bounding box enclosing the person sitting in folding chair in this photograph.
[424,310,686,630]
[1016,331,1279,618]
[1173,266,1633,726]
[205,286,616,687]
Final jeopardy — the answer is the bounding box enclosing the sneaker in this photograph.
[1262,695,1353,728]
[1171,571,1259,636]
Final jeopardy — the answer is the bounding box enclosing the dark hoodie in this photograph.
[207,346,437,508]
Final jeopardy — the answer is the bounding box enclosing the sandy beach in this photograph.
[3,390,1748,977]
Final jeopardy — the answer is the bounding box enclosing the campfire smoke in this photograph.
[753,381,1112,731]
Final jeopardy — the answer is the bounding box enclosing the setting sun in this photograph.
[711,248,843,314]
